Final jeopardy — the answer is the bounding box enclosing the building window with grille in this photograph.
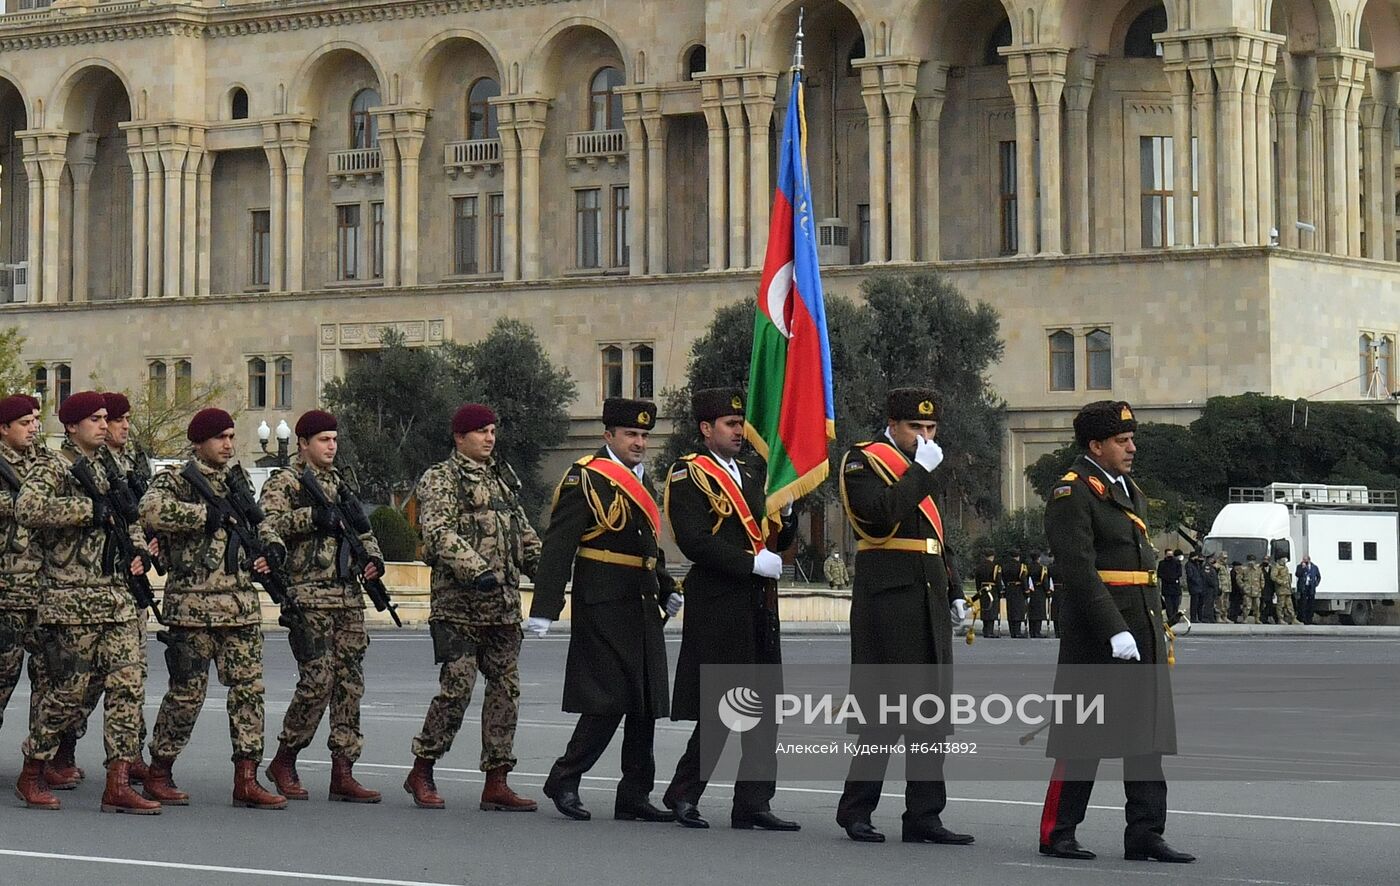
[633,345,654,398]
[31,365,47,411]
[999,141,1018,255]
[274,357,293,409]
[488,194,504,274]
[601,346,623,400]
[1086,328,1112,390]
[1048,330,1075,391]
[337,205,361,280]
[174,360,192,406]
[248,357,267,409]
[251,210,271,287]
[147,361,167,408]
[350,89,380,149]
[1381,335,1396,395]
[1140,136,1172,248]
[1359,333,1375,396]
[52,363,71,407]
[371,203,385,280]
[576,189,602,269]
[589,67,624,131]
[467,78,501,140]
[612,186,630,268]
[454,196,479,275]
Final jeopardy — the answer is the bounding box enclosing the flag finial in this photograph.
[793,7,805,71]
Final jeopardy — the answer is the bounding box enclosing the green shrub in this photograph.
[371,506,420,562]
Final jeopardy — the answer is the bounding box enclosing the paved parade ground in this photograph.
[0,633,1395,886]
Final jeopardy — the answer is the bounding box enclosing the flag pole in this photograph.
[793,7,805,72]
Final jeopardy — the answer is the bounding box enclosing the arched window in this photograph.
[1359,333,1375,395]
[1124,5,1168,59]
[984,18,1012,66]
[467,77,500,140]
[147,361,167,408]
[350,88,381,149]
[589,67,624,131]
[632,345,654,398]
[248,357,267,409]
[230,87,250,120]
[1086,328,1113,390]
[685,45,707,81]
[846,36,866,77]
[1379,336,1395,395]
[601,346,623,399]
[1048,330,1075,391]
[174,359,192,406]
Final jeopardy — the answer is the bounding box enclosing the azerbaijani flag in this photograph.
[744,69,835,516]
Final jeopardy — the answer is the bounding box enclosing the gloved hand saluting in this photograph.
[752,549,784,579]
[1109,630,1141,661]
[914,436,944,472]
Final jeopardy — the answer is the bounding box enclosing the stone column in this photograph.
[66,132,98,303]
[376,113,402,287]
[743,75,776,268]
[1345,67,1367,258]
[1317,52,1369,256]
[38,147,67,305]
[722,85,749,268]
[1299,93,1321,250]
[1062,53,1095,253]
[621,106,648,276]
[879,61,919,262]
[1033,75,1066,255]
[1188,61,1217,245]
[158,127,190,298]
[495,108,521,281]
[644,109,669,274]
[1254,46,1280,245]
[1212,37,1249,246]
[1007,76,1038,256]
[143,143,164,297]
[196,151,215,295]
[700,79,728,271]
[20,149,42,301]
[1360,79,1396,262]
[511,99,548,281]
[1240,65,1260,245]
[1163,60,1194,247]
[857,64,888,264]
[281,127,310,292]
[181,134,204,298]
[124,131,148,298]
[392,110,428,286]
[913,86,946,261]
[261,130,286,292]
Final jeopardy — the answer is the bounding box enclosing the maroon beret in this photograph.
[58,390,107,426]
[0,394,35,425]
[295,409,338,439]
[452,403,498,435]
[187,408,235,444]
[23,395,39,412]
[102,392,132,421]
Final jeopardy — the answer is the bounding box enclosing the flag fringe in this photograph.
[763,459,830,518]
[742,422,772,460]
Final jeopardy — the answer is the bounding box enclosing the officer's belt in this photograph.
[577,547,656,570]
[1098,569,1156,586]
[857,537,942,556]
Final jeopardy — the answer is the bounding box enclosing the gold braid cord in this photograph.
[837,448,902,547]
[579,467,630,543]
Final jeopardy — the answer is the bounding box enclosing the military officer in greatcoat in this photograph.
[529,398,682,823]
[1037,401,1194,864]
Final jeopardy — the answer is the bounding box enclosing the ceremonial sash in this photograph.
[582,458,661,536]
[861,442,945,543]
[687,455,766,555]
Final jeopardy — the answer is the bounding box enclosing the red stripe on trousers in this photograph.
[1040,759,1068,846]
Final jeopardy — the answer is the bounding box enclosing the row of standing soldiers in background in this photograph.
[1161,550,1305,625]
[972,551,1057,638]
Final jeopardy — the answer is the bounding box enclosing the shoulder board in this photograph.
[573,455,594,466]
[1060,471,1079,481]
[678,453,698,463]
[854,441,873,449]
[1084,475,1108,498]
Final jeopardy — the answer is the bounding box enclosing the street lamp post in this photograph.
[258,419,292,467]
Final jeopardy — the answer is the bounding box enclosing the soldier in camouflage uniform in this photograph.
[138,408,287,810]
[1270,556,1300,625]
[14,391,159,814]
[403,403,541,812]
[1212,555,1232,623]
[260,410,385,804]
[1238,555,1263,624]
[0,395,48,737]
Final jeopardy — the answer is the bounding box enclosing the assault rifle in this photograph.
[179,461,295,611]
[299,467,400,626]
[68,456,165,625]
[98,447,165,575]
[0,457,19,500]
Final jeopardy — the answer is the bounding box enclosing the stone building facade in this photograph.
[1,0,1399,510]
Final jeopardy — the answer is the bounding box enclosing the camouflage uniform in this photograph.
[1270,560,1299,625]
[1238,561,1264,624]
[823,553,850,589]
[412,450,540,771]
[16,440,145,766]
[1212,558,1232,623]
[140,458,280,763]
[259,461,381,761]
[0,439,50,733]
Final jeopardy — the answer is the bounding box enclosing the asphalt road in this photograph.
[0,633,1396,886]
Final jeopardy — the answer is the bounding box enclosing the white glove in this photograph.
[752,549,784,579]
[664,593,684,618]
[525,617,552,638]
[1109,630,1141,661]
[951,598,970,623]
[913,437,944,472]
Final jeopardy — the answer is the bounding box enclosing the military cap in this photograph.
[602,397,657,431]
[58,391,107,426]
[102,392,132,422]
[187,407,235,444]
[887,387,939,421]
[1073,400,1138,448]
[693,387,745,425]
[0,394,35,425]
[295,409,338,439]
[452,403,497,435]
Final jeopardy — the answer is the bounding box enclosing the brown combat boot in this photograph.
[142,755,190,806]
[43,734,83,790]
[15,756,60,810]
[480,766,538,812]
[328,754,381,803]
[265,744,309,801]
[403,756,444,809]
[129,753,150,785]
[232,759,287,810]
[100,761,162,815]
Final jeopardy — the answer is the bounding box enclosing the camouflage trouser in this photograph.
[0,608,45,733]
[1214,588,1231,622]
[278,607,370,760]
[412,623,521,771]
[73,615,148,750]
[1276,593,1298,625]
[150,624,265,763]
[1242,592,1261,623]
[24,620,144,766]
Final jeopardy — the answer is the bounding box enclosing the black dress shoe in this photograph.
[902,824,975,845]
[1125,839,1195,863]
[666,799,709,829]
[615,799,674,822]
[844,821,885,843]
[1039,838,1096,859]
[731,810,801,831]
[546,789,590,821]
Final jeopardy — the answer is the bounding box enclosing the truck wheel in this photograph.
[1348,601,1373,626]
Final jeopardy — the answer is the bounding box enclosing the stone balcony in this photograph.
[328,147,381,186]
[443,138,501,179]
[565,128,625,171]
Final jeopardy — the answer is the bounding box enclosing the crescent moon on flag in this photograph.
[765,261,795,339]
